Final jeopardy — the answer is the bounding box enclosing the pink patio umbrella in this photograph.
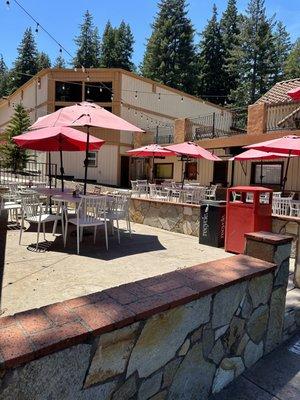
[13,126,105,191]
[30,102,144,193]
[287,87,300,101]
[245,135,300,190]
[230,148,293,186]
[164,141,221,187]
[127,144,176,181]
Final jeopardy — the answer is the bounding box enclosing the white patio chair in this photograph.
[0,195,21,223]
[93,185,102,195]
[191,187,206,204]
[130,180,139,197]
[136,180,148,198]
[273,192,282,199]
[64,195,108,254]
[289,200,300,218]
[106,194,132,242]
[204,185,217,200]
[272,197,290,216]
[19,194,64,250]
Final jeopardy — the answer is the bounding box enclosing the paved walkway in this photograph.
[210,333,300,400]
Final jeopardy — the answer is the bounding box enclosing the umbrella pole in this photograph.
[59,148,64,192]
[48,152,52,189]
[84,126,90,195]
[260,160,263,186]
[282,150,291,193]
[181,156,187,189]
[152,155,154,183]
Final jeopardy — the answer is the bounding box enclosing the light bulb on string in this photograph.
[99,86,103,92]
[134,91,138,100]
[35,23,39,33]
[181,97,184,102]
[62,83,65,90]
[134,111,137,116]
[140,114,143,119]
[87,87,90,95]
[111,93,114,101]
[86,75,90,82]
[59,47,62,53]
[5,0,10,10]
[74,67,77,72]
[158,93,161,101]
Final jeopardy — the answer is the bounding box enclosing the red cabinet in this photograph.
[225,186,272,254]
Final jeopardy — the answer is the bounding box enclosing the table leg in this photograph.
[293,224,300,288]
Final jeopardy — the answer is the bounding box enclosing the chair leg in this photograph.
[104,222,108,251]
[116,217,120,244]
[64,221,68,247]
[77,225,80,255]
[36,221,41,251]
[94,226,97,244]
[43,222,46,241]
[80,227,83,242]
[52,204,60,235]
[128,217,132,237]
[19,217,24,245]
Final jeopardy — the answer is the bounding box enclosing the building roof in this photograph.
[255,78,300,105]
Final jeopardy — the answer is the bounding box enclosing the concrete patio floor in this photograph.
[0,220,229,317]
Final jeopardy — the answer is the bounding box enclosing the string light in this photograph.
[62,83,65,90]
[99,87,103,93]
[74,67,77,72]
[111,93,114,101]
[158,93,161,101]
[59,47,62,53]
[5,0,10,10]
[134,91,138,99]
[35,22,39,33]
[86,75,90,82]
[87,87,90,95]
[181,97,184,102]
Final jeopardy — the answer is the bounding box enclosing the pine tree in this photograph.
[53,54,66,68]
[0,54,9,98]
[114,21,135,71]
[284,38,300,79]
[0,104,31,172]
[37,51,51,70]
[100,21,118,68]
[198,4,226,104]
[11,28,38,90]
[141,0,197,94]
[220,0,240,102]
[230,0,275,106]
[73,10,101,68]
[271,21,291,83]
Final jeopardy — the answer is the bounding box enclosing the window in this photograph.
[154,163,173,179]
[250,162,283,185]
[85,82,113,102]
[86,152,97,167]
[186,162,197,180]
[55,81,82,102]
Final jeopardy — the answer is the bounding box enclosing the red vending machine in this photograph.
[225,186,273,254]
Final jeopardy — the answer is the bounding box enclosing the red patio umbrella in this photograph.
[245,135,300,190]
[127,144,176,181]
[287,87,300,101]
[13,126,105,191]
[164,141,221,187]
[30,102,144,193]
[230,149,292,185]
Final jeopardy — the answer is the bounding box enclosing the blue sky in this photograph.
[1,0,299,68]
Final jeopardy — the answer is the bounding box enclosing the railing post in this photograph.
[212,112,216,138]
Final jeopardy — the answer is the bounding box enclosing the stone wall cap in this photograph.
[245,231,293,245]
[131,197,200,208]
[0,255,276,371]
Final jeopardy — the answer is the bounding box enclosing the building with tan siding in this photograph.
[0,68,230,187]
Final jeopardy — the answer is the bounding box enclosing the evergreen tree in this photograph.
[271,21,291,83]
[73,11,101,68]
[141,0,197,94]
[0,54,9,98]
[198,4,226,104]
[284,38,300,79]
[0,104,30,172]
[100,21,118,68]
[230,0,275,106]
[220,0,240,102]
[53,54,66,68]
[37,51,51,70]
[114,21,135,71]
[11,28,38,90]
[100,21,135,71]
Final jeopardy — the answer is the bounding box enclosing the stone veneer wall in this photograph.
[0,235,292,400]
[129,197,200,236]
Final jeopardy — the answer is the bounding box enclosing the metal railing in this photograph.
[0,161,57,186]
[266,101,300,131]
[190,111,247,141]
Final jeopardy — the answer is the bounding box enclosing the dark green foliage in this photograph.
[73,10,101,68]
[0,54,9,98]
[0,104,31,172]
[53,55,66,69]
[37,52,51,70]
[198,4,227,104]
[10,28,38,91]
[271,21,291,83]
[284,38,300,79]
[141,0,197,94]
